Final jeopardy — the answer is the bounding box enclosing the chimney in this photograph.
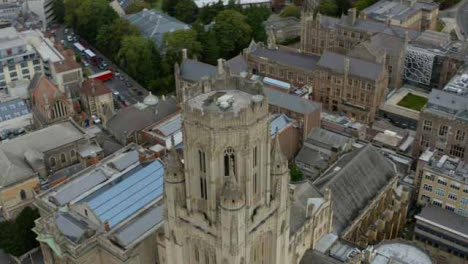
[104,220,110,232]
[348,8,357,25]
[344,57,350,76]
[324,187,332,201]
[217,58,225,75]
[181,49,188,60]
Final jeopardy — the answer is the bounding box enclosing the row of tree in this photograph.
[54,0,271,94]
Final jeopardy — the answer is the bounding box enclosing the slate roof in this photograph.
[313,144,396,234]
[112,202,164,248]
[306,128,350,151]
[290,181,323,236]
[106,97,178,142]
[81,79,111,96]
[125,9,190,47]
[0,97,30,123]
[251,46,320,71]
[270,114,292,136]
[180,59,217,82]
[300,250,342,264]
[317,51,384,80]
[425,89,468,121]
[416,205,468,236]
[55,213,90,244]
[263,87,320,114]
[0,120,85,187]
[226,54,248,75]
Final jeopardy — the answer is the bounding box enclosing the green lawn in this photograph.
[397,93,428,111]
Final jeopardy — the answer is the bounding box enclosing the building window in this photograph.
[461,197,468,205]
[50,157,56,167]
[432,199,442,207]
[61,153,66,163]
[269,67,275,75]
[8,65,15,71]
[423,120,432,132]
[10,72,17,78]
[224,147,235,176]
[445,204,455,212]
[435,188,445,196]
[437,178,447,186]
[448,193,457,201]
[288,71,294,81]
[20,190,26,200]
[253,146,257,168]
[200,177,207,200]
[253,173,258,195]
[198,150,206,173]
[439,125,448,136]
[457,208,468,217]
[464,187,468,194]
[423,184,433,192]
[70,149,76,158]
[449,145,465,158]
[456,130,465,142]
[425,174,434,181]
[450,183,460,190]
[421,195,430,202]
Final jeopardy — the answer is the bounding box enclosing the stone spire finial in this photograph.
[271,128,286,167]
[267,29,278,50]
[164,135,183,179]
[221,157,244,209]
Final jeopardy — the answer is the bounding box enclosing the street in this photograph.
[56,26,148,107]
[457,0,468,36]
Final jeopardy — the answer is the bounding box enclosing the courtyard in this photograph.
[397,93,428,111]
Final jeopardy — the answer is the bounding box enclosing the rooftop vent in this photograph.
[216,94,234,110]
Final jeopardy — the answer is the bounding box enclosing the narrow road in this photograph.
[457,0,468,36]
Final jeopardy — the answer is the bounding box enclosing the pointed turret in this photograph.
[271,129,287,176]
[164,136,184,183]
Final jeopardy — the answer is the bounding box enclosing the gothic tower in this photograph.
[164,88,290,264]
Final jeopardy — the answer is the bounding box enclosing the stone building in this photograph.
[312,51,388,124]
[30,75,74,128]
[412,89,468,159]
[414,205,467,264]
[415,148,468,216]
[80,79,114,126]
[0,119,91,219]
[34,144,166,264]
[312,144,410,247]
[163,81,333,264]
[359,0,439,31]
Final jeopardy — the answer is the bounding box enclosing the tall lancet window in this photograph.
[224,147,235,176]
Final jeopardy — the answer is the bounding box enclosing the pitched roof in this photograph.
[262,87,320,114]
[290,181,324,236]
[180,59,217,82]
[251,46,320,71]
[53,58,80,73]
[306,128,351,150]
[226,54,248,75]
[0,120,86,187]
[32,76,64,107]
[317,51,384,80]
[313,144,397,234]
[0,97,30,122]
[81,79,111,97]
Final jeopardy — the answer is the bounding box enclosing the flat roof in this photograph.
[416,205,468,239]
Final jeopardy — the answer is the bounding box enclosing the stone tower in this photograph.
[164,88,291,264]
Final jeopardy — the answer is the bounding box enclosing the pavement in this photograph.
[56,26,148,107]
[457,0,468,36]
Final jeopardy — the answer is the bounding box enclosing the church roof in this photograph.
[317,51,385,80]
[262,87,320,115]
[81,79,111,97]
[180,59,217,82]
[32,76,63,107]
[313,144,397,234]
[250,46,321,71]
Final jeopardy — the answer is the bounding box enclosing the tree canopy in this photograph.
[65,0,118,44]
[52,0,65,23]
[174,0,199,23]
[280,4,302,18]
[213,10,252,58]
[0,207,40,257]
[289,164,304,182]
[96,18,140,60]
[126,1,152,14]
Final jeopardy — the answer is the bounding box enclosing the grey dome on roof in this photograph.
[144,92,159,106]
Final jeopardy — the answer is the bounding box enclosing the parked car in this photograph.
[125,81,132,87]
[114,70,120,77]
[83,60,90,67]
[119,75,125,81]
[64,28,69,34]
[91,115,101,124]
[67,35,73,42]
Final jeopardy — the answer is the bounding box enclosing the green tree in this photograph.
[289,163,304,182]
[335,0,351,16]
[126,1,151,14]
[316,0,338,16]
[0,207,40,257]
[65,0,118,44]
[117,36,162,88]
[200,29,220,64]
[162,0,181,15]
[174,0,198,23]
[197,0,224,24]
[96,18,140,60]
[213,10,252,58]
[243,5,271,42]
[280,4,302,18]
[355,0,376,11]
[52,0,65,23]
[163,29,202,67]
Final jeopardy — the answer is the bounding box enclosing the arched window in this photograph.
[224,147,235,176]
[50,157,56,167]
[198,150,206,173]
[70,149,76,158]
[20,190,26,200]
[61,153,66,163]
